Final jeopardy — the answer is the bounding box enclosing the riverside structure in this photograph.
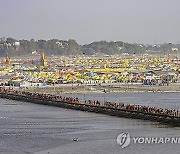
[0,87,180,126]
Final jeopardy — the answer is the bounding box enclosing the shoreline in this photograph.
[14,82,180,94]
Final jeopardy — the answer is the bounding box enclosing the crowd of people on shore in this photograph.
[0,87,179,117]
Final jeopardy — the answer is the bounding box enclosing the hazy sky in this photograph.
[0,0,180,44]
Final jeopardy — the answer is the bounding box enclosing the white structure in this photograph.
[172,48,178,51]
[14,41,20,46]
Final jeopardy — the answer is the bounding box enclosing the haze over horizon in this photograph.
[0,0,180,45]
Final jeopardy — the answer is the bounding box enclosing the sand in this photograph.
[19,82,180,94]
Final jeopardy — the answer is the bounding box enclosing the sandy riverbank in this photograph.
[20,83,180,94]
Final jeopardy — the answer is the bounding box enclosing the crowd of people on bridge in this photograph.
[0,87,179,117]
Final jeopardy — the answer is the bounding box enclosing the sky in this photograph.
[0,0,180,45]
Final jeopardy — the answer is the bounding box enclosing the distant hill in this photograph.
[0,37,179,56]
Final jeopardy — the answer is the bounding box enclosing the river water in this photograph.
[0,92,180,154]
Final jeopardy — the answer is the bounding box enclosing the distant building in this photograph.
[14,41,20,46]
[6,53,11,65]
[172,48,178,51]
[32,50,37,55]
[40,52,48,67]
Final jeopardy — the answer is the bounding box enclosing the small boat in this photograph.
[73,138,79,141]
[103,89,107,93]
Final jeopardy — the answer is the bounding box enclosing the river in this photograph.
[0,92,180,154]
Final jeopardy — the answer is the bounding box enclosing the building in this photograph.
[40,52,48,67]
[6,53,11,65]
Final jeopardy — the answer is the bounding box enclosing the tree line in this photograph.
[0,37,179,56]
